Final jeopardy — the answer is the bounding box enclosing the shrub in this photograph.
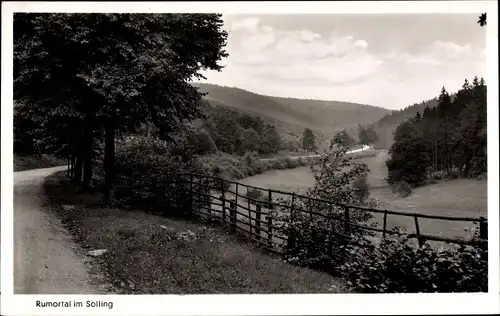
[352,174,370,205]
[341,229,488,293]
[14,154,66,171]
[113,135,212,216]
[271,158,288,170]
[272,135,374,273]
[432,172,444,181]
[284,157,299,169]
[476,172,487,181]
[391,181,412,198]
[250,159,269,174]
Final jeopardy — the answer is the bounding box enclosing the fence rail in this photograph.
[164,173,487,254]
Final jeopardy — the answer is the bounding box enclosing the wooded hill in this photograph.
[192,83,390,137]
[372,98,439,149]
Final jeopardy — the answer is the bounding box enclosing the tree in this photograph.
[336,130,356,148]
[386,116,431,186]
[240,128,261,153]
[358,124,378,145]
[301,128,317,152]
[437,87,454,174]
[261,124,282,154]
[14,13,228,200]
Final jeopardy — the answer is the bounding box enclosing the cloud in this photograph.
[354,40,368,48]
[198,17,486,110]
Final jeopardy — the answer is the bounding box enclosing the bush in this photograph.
[14,154,66,171]
[113,135,212,215]
[250,159,270,174]
[476,172,487,181]
[391,181,412,198]
[352,174,370,205]
[284,157,299,169]
[272,135,374,273]
[271,158,288,170]
[341,229,488,293]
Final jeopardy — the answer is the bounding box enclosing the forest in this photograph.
[386,77,487,186]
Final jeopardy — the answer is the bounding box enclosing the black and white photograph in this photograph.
[1,1,499,315]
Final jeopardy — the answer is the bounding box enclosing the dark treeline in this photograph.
[386,77,487,186]
[14,13,229,200]
[201,103,284,155]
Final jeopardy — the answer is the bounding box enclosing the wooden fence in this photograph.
[165,173,488,254]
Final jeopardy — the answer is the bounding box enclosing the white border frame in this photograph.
[2,2,499,315]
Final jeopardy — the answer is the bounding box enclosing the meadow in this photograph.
[238,150,487,241]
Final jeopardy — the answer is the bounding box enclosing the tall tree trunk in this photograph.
[70,155,76,178]
[73,154,83,184]
[104,121,116,202]
[82,116,93,190]
[70,121,82,184]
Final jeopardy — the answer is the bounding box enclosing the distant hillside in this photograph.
[192,83,390,138]
[373,98,439,149]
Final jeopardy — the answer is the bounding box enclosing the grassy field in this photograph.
[43,171,345,294]
[237,150,487,242]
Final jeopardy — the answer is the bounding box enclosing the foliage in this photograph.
[203,106,283,155]
[386,115,431,186]
[352,174,369,204]
[386,77,487,187]
[14,13,228,195]
[110,135,212,214]
[194,82,390,138]
[336,130,356,148]
[372,98,438,149]
[14,154,67,171]
[301,128,317,152]
[272,134,374,273]
[357,124,378,145]
[391,181,413,198]
[185,128,218,156]
[341,228,488,293]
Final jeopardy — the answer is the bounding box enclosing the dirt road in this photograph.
[14,166,105,294]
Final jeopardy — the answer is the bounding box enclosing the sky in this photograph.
[196,14,487,110]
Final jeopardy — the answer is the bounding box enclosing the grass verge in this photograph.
[43,171,345,294]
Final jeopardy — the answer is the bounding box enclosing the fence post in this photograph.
[288,193,297,253]
[479,217,488,251]
[248,198,252,235]
[414,214,424,247]
[268,190,273,210]
[235,183,239,216]
[198,176,202,215]
[382,210,388,238]
[221,179,226,223]
[479,217,488,240]
[229,200,237,232]
[343,206,351,235]
[267,214,273,248]
[255,204,262,241]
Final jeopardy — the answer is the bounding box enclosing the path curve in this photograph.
[14,166,104,294]
[259,145,372,162]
